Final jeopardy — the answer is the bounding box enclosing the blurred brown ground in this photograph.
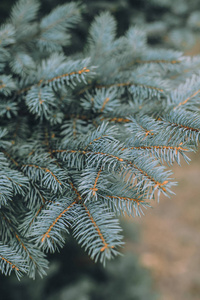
[125,150,200,300]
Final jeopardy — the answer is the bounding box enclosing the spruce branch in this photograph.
[0,0,199,279]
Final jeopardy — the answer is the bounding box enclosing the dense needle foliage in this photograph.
[0,0,200,279]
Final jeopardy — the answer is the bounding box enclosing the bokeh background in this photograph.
[1,1,200,299]
[127,150,200,300]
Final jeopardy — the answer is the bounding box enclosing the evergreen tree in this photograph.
[0,0,200,279]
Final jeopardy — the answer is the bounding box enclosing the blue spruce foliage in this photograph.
[0,0,200,279]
